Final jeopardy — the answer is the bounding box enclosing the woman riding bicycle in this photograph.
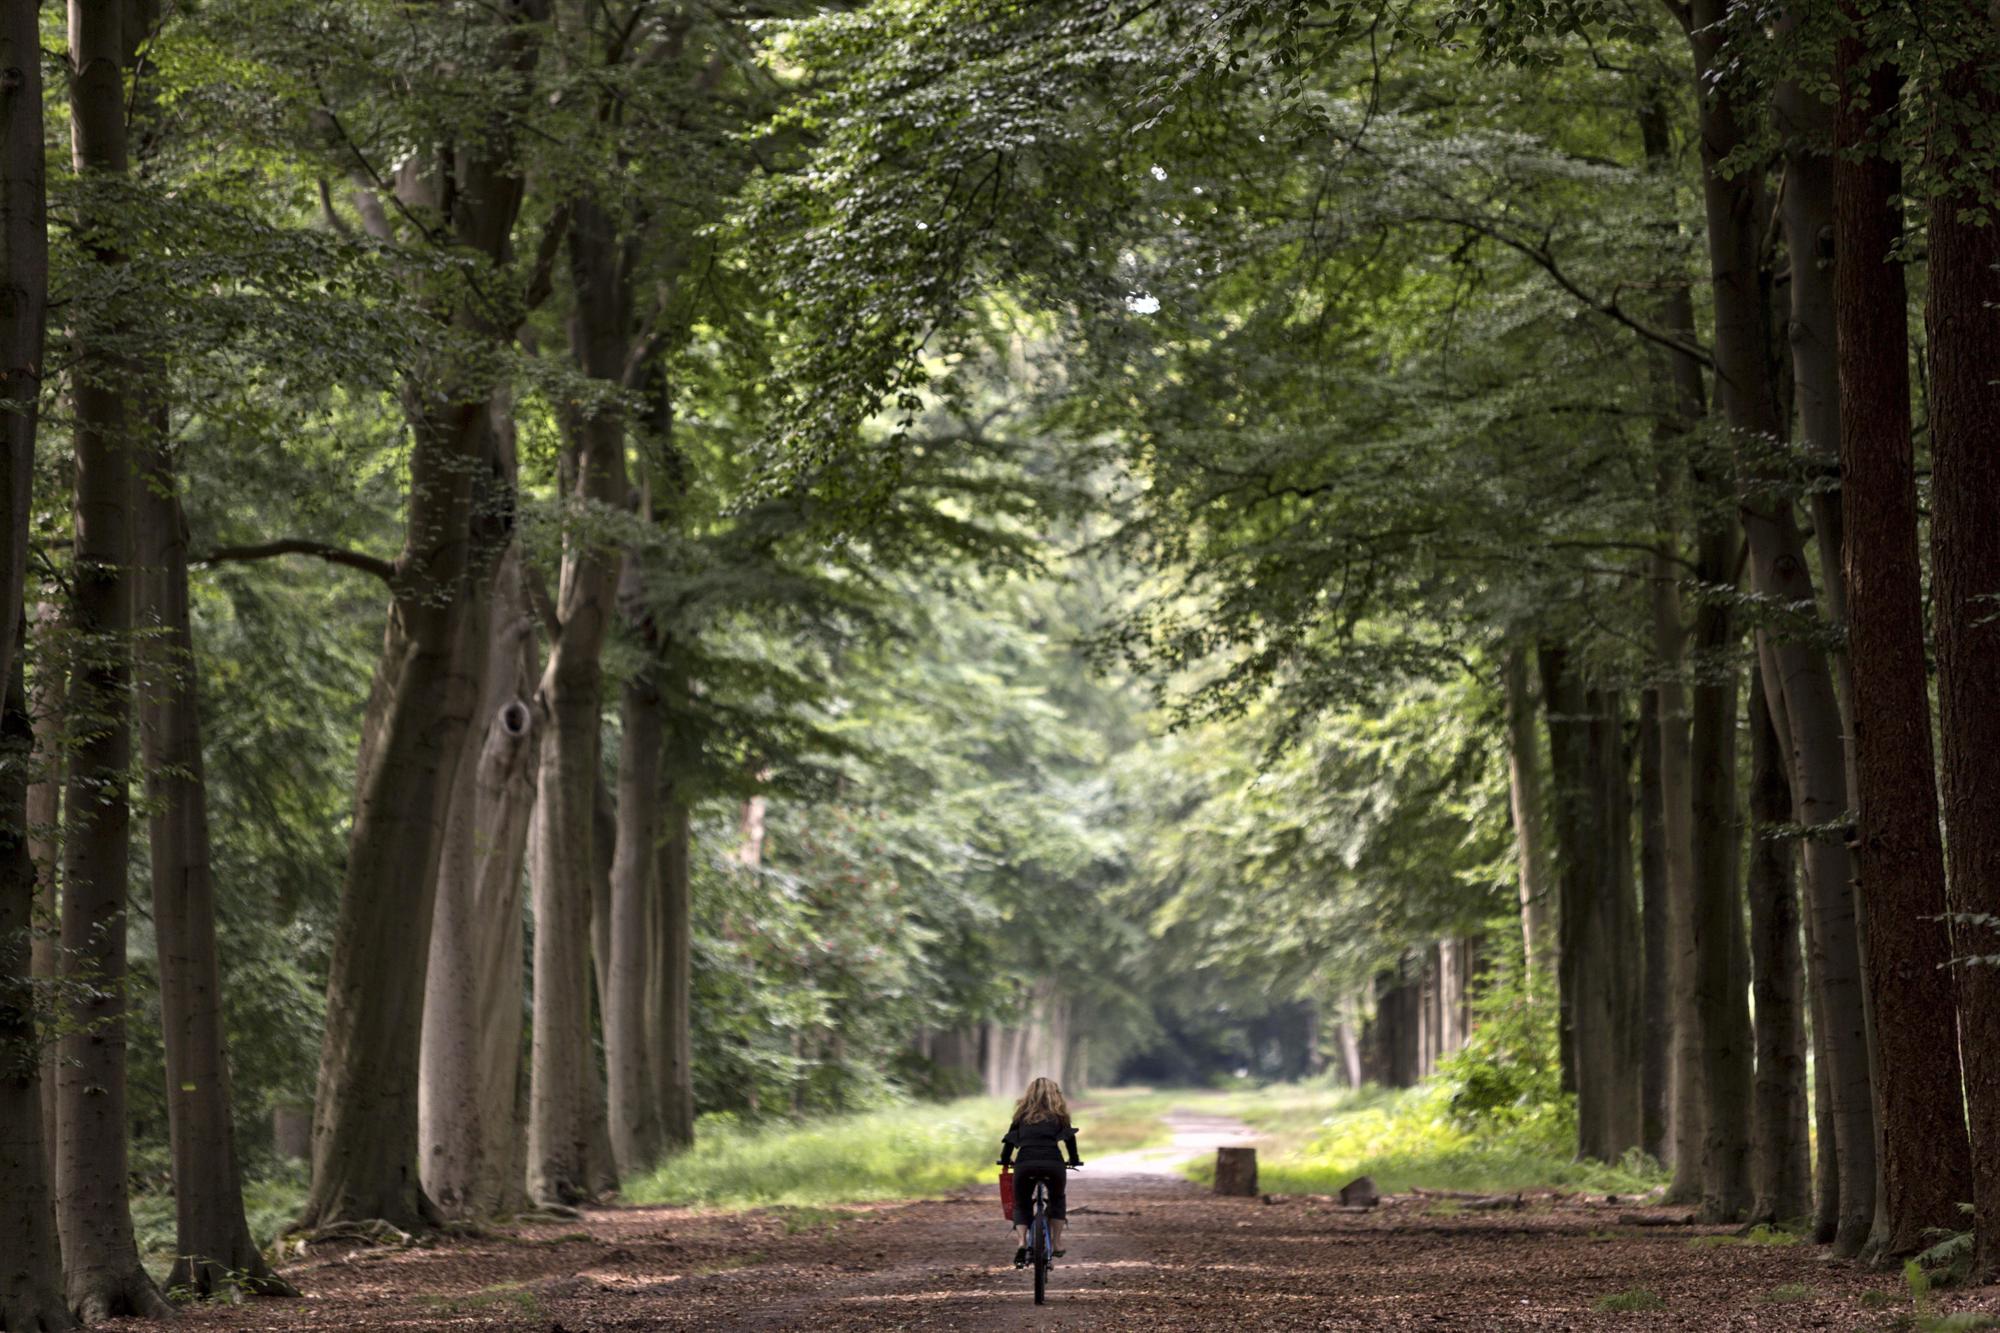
[998,1076,1083,1267]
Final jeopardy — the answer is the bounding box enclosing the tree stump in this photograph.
[1214,1146,1258,1197]
[273,1103,312,1161]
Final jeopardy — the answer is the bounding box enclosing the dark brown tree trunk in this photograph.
[0,9,59,1312]
[1746,675,1811,1224]
[1679,0,1876,1249]
[1540,649,1643,1160]
[137,432,295,1295]
[1923,0,2000,1282]
[1,658,71,1330]
[1638,690,1671,1165]
[1631,92,1710,1181]
[1833,22,1974,1262]
[608,663,663,1173]
[55,1,167,1315]
[25,604,60,1191]
[1689,597,1750,1224]
[1501,644,1553,975]
[653,777,695,1151]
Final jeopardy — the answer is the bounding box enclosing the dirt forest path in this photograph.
[146,1108,2000,1331]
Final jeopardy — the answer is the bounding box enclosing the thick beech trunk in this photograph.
[1832,29,1973,1262]
[1924,2,2000,1280]
[419,541,538,1219]
[1747,676,1811,1224]
[608,667,663,1175]
[1539,650,1642,1160]
[1680,0,1875,1249]
[1637,691,1670,1165]
[1500,644,1552,973]
[137,433,293,1295]
[55,1,167,1314]
[303,1,546,1232]
[528,195,632,1204]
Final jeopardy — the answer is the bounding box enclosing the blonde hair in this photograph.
[1013,1076,1069,1126]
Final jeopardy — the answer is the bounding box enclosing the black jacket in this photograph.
[1001,1116,1081,1170]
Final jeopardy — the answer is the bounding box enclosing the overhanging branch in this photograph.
[199,539,396,584]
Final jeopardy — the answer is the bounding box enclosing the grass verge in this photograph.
[1182,1081,1664,1198]
[627,1096,1017,1209]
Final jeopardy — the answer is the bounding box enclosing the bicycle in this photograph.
[1017,1163,1080,1306]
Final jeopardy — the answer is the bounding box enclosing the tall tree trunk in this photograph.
[2,657,69,1331]
[419,540,538,1219]
[1747,675,1811,1224]
[651,678,696,1152]
[1688,627,1750,1223]
[55,1,166,1314]
[1832,22,1973,1262]
[1679,0,1876,1250]
[1540,651,1643,1160]
[1923,0,2000,1281]
[1773,73,1855,742]
[137,431,294,1295]
[1648,537,1704,1197]
[302,1,547,1233]
[1500,643,1552,973]
[528,194,632,1205]
[0,7,60,1313]
[1632,89,1710,1180]
[607,665,662,1175]
[26,603,60,1191]
[1638,690,1671,1165]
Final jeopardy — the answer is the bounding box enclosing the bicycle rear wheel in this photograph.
[1032,1216,1047,1305]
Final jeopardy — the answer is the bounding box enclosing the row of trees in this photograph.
[758,0,2000,1277]
[0,1,1171,1326]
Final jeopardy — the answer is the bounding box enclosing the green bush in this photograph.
[1433,961,1565,1128]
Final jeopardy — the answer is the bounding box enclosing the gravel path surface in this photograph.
[128,1112,2000,1331]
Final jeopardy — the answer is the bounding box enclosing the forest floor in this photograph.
[127,1105,2000,1331]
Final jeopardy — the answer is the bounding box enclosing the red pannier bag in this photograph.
[998,1168,1015,1221]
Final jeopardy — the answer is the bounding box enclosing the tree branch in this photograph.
[199,539,396,584]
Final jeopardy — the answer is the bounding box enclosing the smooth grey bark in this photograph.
[419,540,538,1219]
[137,432,295,1296]
[302,0,548,1233]
[528,194,632,1205]
[55,0,167,1315]
[1747,675,1812,1224]
[1500,643,1553,974]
